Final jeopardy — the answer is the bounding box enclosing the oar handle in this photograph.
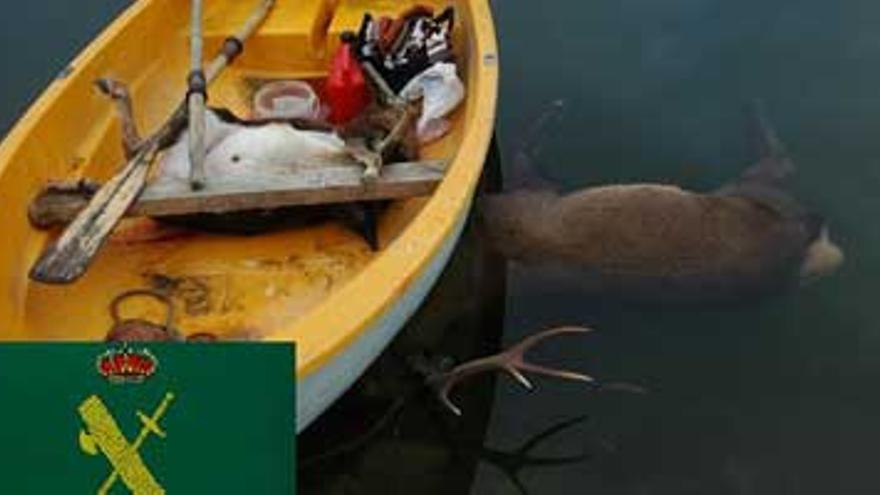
[187,0,207,190]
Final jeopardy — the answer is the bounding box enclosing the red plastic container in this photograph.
[325,37,369,124]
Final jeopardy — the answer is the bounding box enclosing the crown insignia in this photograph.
[96,347,158,383]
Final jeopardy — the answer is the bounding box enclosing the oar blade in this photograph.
[29,158,150,284]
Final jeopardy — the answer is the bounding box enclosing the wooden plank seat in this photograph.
[29,159,446,228]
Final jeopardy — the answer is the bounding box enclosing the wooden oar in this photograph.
[29,0,276,284]
[187,0,207,190]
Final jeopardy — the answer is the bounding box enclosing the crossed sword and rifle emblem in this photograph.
[78,392,175,494]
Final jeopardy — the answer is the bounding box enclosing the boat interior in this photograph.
[0,0,486,346]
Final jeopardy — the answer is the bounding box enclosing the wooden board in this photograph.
[30,160,446,228]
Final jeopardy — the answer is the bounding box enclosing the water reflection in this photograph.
[297,141,508,493]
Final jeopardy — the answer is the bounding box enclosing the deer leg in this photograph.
[509,99,566,190]
[344,107,414,182]
[94,78,142,158]
[344,138,383,182]
[355,61,419,181]
[370,104,417,178]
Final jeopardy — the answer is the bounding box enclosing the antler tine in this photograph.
[431,325,597,416]
[507,325,594,357]
[506,326,596,383]
[431,353,528,416]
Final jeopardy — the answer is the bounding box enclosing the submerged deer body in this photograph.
[428,103,843,416]
[481,102,844,302]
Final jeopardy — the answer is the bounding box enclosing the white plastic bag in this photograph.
[399,62,465,143]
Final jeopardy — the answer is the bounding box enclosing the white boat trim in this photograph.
[296,206,471,432]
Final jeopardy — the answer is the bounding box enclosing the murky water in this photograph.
[4,1,880,493]
[478,1,877,493]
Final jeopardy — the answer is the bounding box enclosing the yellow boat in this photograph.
[0,0,498,431]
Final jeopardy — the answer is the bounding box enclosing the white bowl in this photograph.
[252,80,320,120]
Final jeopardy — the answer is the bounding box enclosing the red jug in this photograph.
[326,33,369,124]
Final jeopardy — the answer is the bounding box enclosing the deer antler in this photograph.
[428,326,597,416]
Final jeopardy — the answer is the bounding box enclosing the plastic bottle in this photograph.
[326,32,370,124]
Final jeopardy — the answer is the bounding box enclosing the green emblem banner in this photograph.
[0,343,296,493]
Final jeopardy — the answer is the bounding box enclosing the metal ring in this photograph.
[222,36,244,61]
[110,289,175,330]
[186,69,208,99]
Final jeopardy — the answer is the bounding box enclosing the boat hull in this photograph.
[298,208,468,430]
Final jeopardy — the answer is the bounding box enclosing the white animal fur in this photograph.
[202,124,350,177]
[154,112,352,183]
[155,110,241,182]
